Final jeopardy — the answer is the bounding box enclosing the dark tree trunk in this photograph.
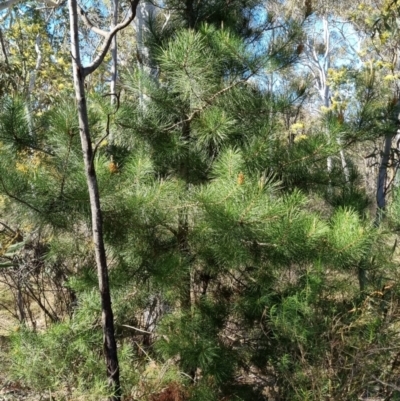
[356,133,393,294]
[376,134,392,226]
[178,210,191,310]
[178,120,193,311]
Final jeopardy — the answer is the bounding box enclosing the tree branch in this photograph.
[0,0,21,12]
[0,222,16,235]
[82,0,140,77]
[0,0,60,11]
[163,79,247,131]
[371,375,400,392]
[0,28,9,67]
[91,92,121,164]
[77,4,108,37]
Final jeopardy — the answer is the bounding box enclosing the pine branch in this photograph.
[0,221,17,236]
[0,177,42,214]
[163,79,247,132]
[59,132,74,201]
[281,145,325,167]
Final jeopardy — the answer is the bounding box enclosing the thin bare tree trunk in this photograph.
[339,148,350,183]
[357,134,392,294]
[68,0,122,398]
[135,1,156,108]
[108,0,118,157]
[110,0,118,102]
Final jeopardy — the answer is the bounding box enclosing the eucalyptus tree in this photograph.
[264,1,370,206]
[303,16,352,179]
[358,1,400,218]
[327,0,400,221]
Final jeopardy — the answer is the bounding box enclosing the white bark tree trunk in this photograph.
[134,1,156,108]
[305,16,350,183]
[110,0,118,102]
[26,34,42,138]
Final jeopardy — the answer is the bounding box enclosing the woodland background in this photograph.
[1,0,400,400]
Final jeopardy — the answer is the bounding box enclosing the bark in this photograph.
[109,0,118,151]
[82,1,140,77]
[0,28,9,66]
[0,0,59,11]
[375,134,392,226]
[110,0,118,102]
[358,265,367,293]
[68,0,139,398]
[339,148,350,183]
[185,0,196,28]
[359,134,393,294]
[178,120,193,311]
[135,1,156,108]
[178,210,192,310]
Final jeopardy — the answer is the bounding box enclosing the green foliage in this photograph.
[8,289,139,398]
[1,1,400,401]
[157,307,234,383]
[328,207,375,267]
[9,322,106,395]
[0,97,33,151]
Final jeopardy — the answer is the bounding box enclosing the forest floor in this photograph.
[0,283,16,336]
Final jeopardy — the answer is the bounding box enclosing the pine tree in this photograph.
[100,2,379,399]
[108,3,398,399]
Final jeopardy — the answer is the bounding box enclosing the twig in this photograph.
[91,92,121,164]
[134,341,154,361]
[0,222,16,236]
[371,375,400,392]
[180,371,195,382]
[163,79,247,132]
[122,324,153,334]
[0,177,42,214]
